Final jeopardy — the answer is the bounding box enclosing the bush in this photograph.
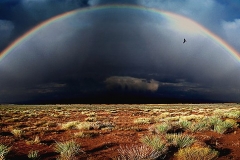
[54,140,83,160]
[133,117,154,124]
[11,129,24,138]
[224,110,240,119]
[0,144,10,160]
[179,120,191,130]
[28,150,40,160]
[187,121,209,132]
[154,122,172,134]
[117,145,161,160]
[61,121,79,130]
[213,119,238,134]
[175,146,218,160]
[76,122,93,130]
[165,133,195,148]
[141,135,168,152]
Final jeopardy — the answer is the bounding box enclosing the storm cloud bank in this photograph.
[0,0,240,103]
[105,76,159,92]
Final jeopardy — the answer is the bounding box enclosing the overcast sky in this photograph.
[0,0,240,104]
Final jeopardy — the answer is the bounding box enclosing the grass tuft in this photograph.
[165,133,195,148]
[175,146,218,160]
[0,144,11,160]
[117,144,162,160]
[28,150,40,160]
[141,135,168,152]
[134,117,154,124]
[54,140,83,160]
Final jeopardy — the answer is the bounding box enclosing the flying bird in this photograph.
[183,38,187,43]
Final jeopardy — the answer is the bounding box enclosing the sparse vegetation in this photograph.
[26,136,40,145]
[28,150,40,160]
[0,144,10,160]
[134,117,153,124]
[154,122,172,134]
[175,146,219,160]
[61,121,79,130]
[117,145,162,160]
[141,135,168,153]
[11,129,24,138]
[54,140,83,160]
[165,133,195,148]
[0,104,239,159]
[213,119,238,134]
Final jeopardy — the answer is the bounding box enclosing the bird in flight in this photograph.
[183,38,187,43]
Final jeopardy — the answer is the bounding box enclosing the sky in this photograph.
[0,0,240,104]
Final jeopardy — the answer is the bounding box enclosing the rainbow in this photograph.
[1,4,240,62]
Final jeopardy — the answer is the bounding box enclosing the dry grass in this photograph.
[0,104,239,159]
[175,146,218,160]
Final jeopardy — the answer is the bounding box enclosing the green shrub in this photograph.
[154,122,171,134]
[207,116,222,128]
[0,144,10,160]
[28,150,40,160]
[141,135,168,152]
[187,121,209,132]
[179,120,191,130]
[213,119,238,134]
[175,146,218,160]
[224,111,240,119]
[165,133,195,148]
[54,140,83,160]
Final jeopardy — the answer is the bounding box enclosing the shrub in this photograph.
[11,129,24,138]
[0,144,10,160]
[117,145,162,160]
[207,116,222,128]
[54,140,83,160]
[141,135,168,152]
[224,110,240,119]
[165,133,195,148]
[175,146,218,160]
[224,119,238,128]
[61,121,79,130]
[179,120,191,130]
[213,109,226,118]
[28,150,40,160]
[179,115,204,121]
[134,117,153,124]
[85,117,97,122]
[26,136,41,145]
[155,122,171,134]
[76,122,92,130]
[187,121,209,132]
[213,119,238,134]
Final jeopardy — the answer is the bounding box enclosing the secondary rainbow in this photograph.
[1,4,240,62]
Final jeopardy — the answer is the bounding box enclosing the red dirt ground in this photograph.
[0,104,240,160]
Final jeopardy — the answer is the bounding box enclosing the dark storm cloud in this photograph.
[137,0,240,51]
[105,76,159,92]
[0,0,90,52]
[89,0,139,5]
[0,20,14,50]
[1,0,240,103]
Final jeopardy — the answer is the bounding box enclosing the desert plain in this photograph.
[0,103,240,160]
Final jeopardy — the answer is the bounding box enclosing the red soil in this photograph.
[0,104,240,160]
